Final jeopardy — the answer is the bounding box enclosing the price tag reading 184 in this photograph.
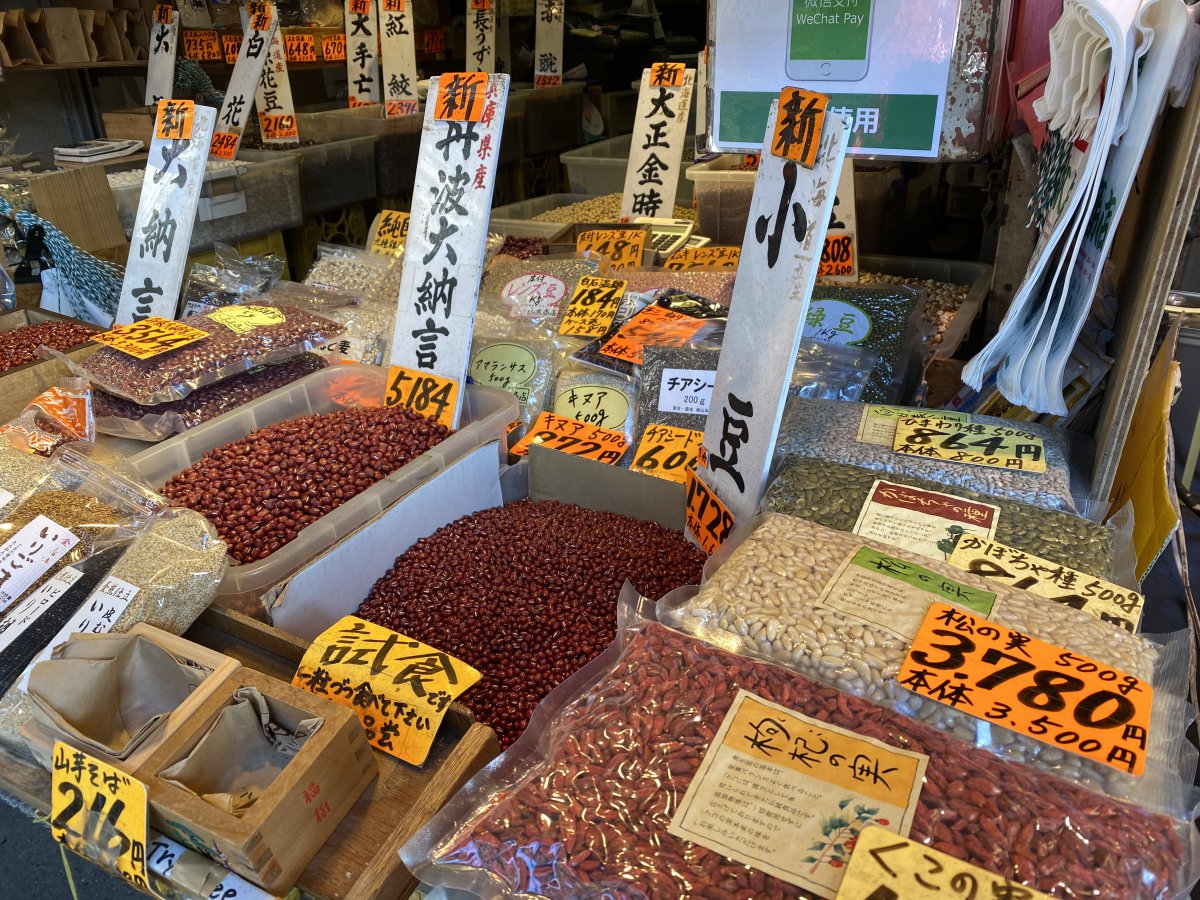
[94,317,210,359]
[892,416,1047,473]
[384,365,458,430]
[899,603,1152,775]
[559,276,626,338]
[685,464,735,556]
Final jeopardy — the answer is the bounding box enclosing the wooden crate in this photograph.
[101,105,154,145]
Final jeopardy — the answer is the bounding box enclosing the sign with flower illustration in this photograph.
[669,689,928,897]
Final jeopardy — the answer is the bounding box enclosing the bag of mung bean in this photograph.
[403,608,1200,900]
[662,513,1197,817]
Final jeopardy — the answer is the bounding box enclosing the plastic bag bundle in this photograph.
[94,354,327,441]
[403,617,1199,900]
[0,377,94,457]
[778,400,1079,512]
[79,304,345,405]
[179,263,269,318]
[662,514,1195,810]
[469,320,567,441]
[304,242,403,309]
[790,339,878,402]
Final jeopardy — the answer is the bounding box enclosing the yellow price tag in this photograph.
[371,209,410,256]
[892,416,1047,473]
[576,228,646,271]
[631,423,701,483]
[685,463,735,556]
[837,826,1055,899]
[205,304,286,334]
[384,365,459,430]
[293,616,481,766]
[558,276,626,338]
[664,245,740,270]
[94,317,209,359]
[51,742,151,892]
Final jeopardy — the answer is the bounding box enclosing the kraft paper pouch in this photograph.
[27,633,209,759]
[160,687,322,817]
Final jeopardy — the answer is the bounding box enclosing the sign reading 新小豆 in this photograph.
[293,616,480,765]
[380,0,418,118]
[94,317,210,359]
[892,415,1047,473]
[510,411,629,463]
[900,603,1153,776]
[345,0,381,106]
[631,424,702,483]
[533,0,563,87]
[620,65,694,222]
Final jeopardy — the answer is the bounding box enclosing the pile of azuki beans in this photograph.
[161,406,450,565]
[433,621,1188,899]
[496,236,545,259]
[357,500,706,746]
[0,320,98,373]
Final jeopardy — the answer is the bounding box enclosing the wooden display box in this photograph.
[20,624,242,773]
[137,667,379,894]
[101,105,153,145]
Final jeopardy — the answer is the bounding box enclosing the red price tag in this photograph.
[260,113,299,139]
[183,29,221,60]
[534,74,562,87]
[384,366,459,429]
[210,130,239,159]
[510,411,629,464]
[598,305,708,366]
[421,28,445,54]
[322,33,346,60]
[819,233,855,277]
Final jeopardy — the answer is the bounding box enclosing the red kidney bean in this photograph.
[432,622,1190,899]
[0,320,98,373]
[496,237,546,260]
[161,405,450,565]
[356,501,706,747]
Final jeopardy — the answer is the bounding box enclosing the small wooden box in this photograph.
[137,667,378,894]
[21,624,241,774]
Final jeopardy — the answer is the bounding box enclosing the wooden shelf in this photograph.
[4,60,148,72]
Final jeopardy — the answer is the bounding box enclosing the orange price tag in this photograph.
[246,1,271,30]
[685,466,735,556]
[285,33,316,62]
[534,74,562,87]
[900,603,1153,776]
[771,87,829,168]
[649,61,686,88]
[575,228,646,271]
[470,0,490,9]
[742,153,761,169]
[631,423,701,483]
[819,232,855,278]
[260,112,299,139]
[183,29,221,60]
[665,245,740,270]
[222,33,242,64]
[348,96,378,108]
[386,98,421,117]
[322,33,346,60]
[154,4,172,24]
[348,0,369,14]
[510,411,629,464]
[434,72,487,121]
[384,365,459,429]
[598,305,708,366]
[558,276,625,338]
[210,130,239,159]
[382,0,404,9]
[422,28,446,54]
[94,318,210,359]
[155,99,194,141]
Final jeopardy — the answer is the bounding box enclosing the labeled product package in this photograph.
[179,262,269,319]
[78,305,346,405]
[662,514,1195,813]
[469,320,566,441]
[635,345,720,441]
[790,339,878,402]
[0,377,94,456]
[550,364,637,454]
[778,400,1080,513]
[94,354,328,441]
[304,242,403,309]
[484,255,601,326]
[402,616,1200,900]
[572,297,724,379]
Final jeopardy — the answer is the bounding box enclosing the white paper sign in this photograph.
[345,0,382,106]
[533,0,564,87]
[0,515,79,612]
[0,567,82,656]
[148,833,274,900]
[251,4,298,146]
[380,0,419,117]
[384,73,511,427]
[620,66,694,221]
[145,10,179,106]
[466,3,495,73]
[697,99,849,524]
[659,367,715,416]
[213,3,280,158]
[115,104,217,324]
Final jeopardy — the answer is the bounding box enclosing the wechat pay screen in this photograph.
[790,1,872,61]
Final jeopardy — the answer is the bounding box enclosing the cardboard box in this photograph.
[28,166,129,254]
[139,667,378,894]
[88,10,126,61]
[27,8,91,64]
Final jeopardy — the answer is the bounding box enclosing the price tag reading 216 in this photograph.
[384,365,458,430]
[899,603,1151,775]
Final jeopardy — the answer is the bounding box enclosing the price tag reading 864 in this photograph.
[384,365,459,430]
[899,603,1152,775]
[892,416,1047,474]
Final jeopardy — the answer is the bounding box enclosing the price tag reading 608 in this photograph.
[899,603,1152,775]
[384,365,459,430]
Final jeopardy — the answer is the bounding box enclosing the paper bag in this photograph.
[160,688,322,817]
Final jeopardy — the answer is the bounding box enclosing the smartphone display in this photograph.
[787,0,873,82]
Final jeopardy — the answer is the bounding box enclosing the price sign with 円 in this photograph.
[576,228,646,271]
[94,317,210,359]
[511,411,629,464]
[632,424,702,483]
[559,276,626,338]
[384,365,459,430]
[685,463,735,556]
[893,416,1047,473]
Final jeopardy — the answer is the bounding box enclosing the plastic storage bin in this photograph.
[597,89,638,136]
[489,192,601,238]
[110,156,303,253]
[511,83,585,154]
[561,134,694,203]
[126,364,517,611]
[685,155,754,244]
[239,135,377,214]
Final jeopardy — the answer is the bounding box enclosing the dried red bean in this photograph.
[160,406,450,565]
[432,622,1191,899]
[356,500,705,747]
[496,237,546,260]
[0,320,98,373]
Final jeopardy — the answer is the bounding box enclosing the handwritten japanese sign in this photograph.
[94,317,210,359]
[772,87,828,168]
[851,480,999,564]
[632,424,701,483]
[665,245,740,270]
[558,275,625,337]
[344,0,381,106]
[182,29,221,61]
[379,0,418,118]
[210,2,280,159]
[52,743,151,891]
[370,209,410,255]
[145,6,178,105]
[669,690,927,895]
[696,96,848,530]
[819,161,858,281]
[222,33,242,64]
[900,603,1153,776]
[856,405,970,447]
[285,33,316,62]
[892,416,1047,474]
[114,104,217,325]
[552,381,629,432]
[836,826,1054,900]
[209,131,238,159]
[465,0,495,73]
[384,73,510,428]
[292,616,480,765]
[599,304,708,367]
[685,463,734,556]
[0,515,79,612]
[384,365,459,429]
[533,0,563,87]
[155,99,194,141]
[575,228,646,270]
[250,3,299,146]
[620,66,694,222]
[510,411,629,463]
[947,536,1144,632]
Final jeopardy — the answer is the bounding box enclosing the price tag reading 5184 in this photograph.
[384,365,459,430]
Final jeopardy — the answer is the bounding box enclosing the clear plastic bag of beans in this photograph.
[259,281,392,367]
[777,399,1080,513]
[662,513,1196,815]
[403,613,1200,899]
[549,363,637,459]
[77,304,346,405]
[93,354,327,441]
[469,320,570,442]
[790,340,879,402]
[483,255,602,326]
[618,267,737,307]
[304,243,403,310]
